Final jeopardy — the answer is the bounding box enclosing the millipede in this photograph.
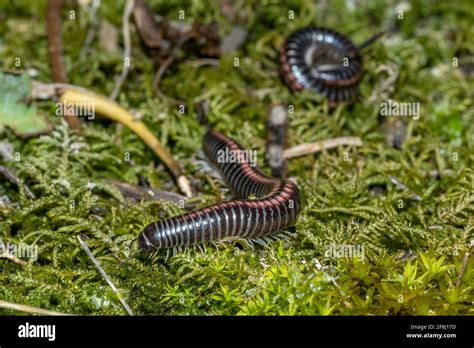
[280,27,365,106]
[138,129,302,251]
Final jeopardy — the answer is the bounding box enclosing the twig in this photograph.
[77,235,135,315]
[283,137,363,159]
[153,52,184,105]
[79,0,101,58]
[186,58,220,68]
[59,87,192,197]
[389,176,422,202]
[110,0,135,101]
[0,300,71,316]
[0,251,27,266]
[108,179,194,209]
[456,252,469,288]
[46,0,81,130]
[46,0,67,84]
[0,165,35,199]
[31,81,112,100]
[152,38,189,106]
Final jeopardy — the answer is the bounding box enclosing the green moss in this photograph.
[0,0,472,315]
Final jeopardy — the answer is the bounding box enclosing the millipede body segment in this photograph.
[280,27,364,106]
[138,129,302,251]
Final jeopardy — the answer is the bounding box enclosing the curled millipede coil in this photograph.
[280,27,364,106]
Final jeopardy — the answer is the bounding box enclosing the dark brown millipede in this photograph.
[138,129,302,251]
[280,27,364,106]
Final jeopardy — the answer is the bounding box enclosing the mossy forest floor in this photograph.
[0,0,473,315]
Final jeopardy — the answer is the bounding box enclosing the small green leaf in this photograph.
[0,72,50,136]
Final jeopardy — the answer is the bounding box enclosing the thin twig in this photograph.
[389,176,422,202]
[0,165,35,199]
[0,300,72,316]
[110,0,135,101]
[46,0,81,129]
[152,36,190,105]
[283,137,363,159]
[77,235,135,315]
[79,0,101,58]
[456,252,470,288]
[153,53,184,105]
[46,0,67,84]
[108,179,195,209]
[186,58,220,68]
[0,251,27,266]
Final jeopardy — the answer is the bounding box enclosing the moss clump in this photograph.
[0,0,472,315]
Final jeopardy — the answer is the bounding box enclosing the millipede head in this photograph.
[138,223,158,251]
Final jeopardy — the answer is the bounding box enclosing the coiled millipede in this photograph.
[280,27,364,106]
[138,129,302,251]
